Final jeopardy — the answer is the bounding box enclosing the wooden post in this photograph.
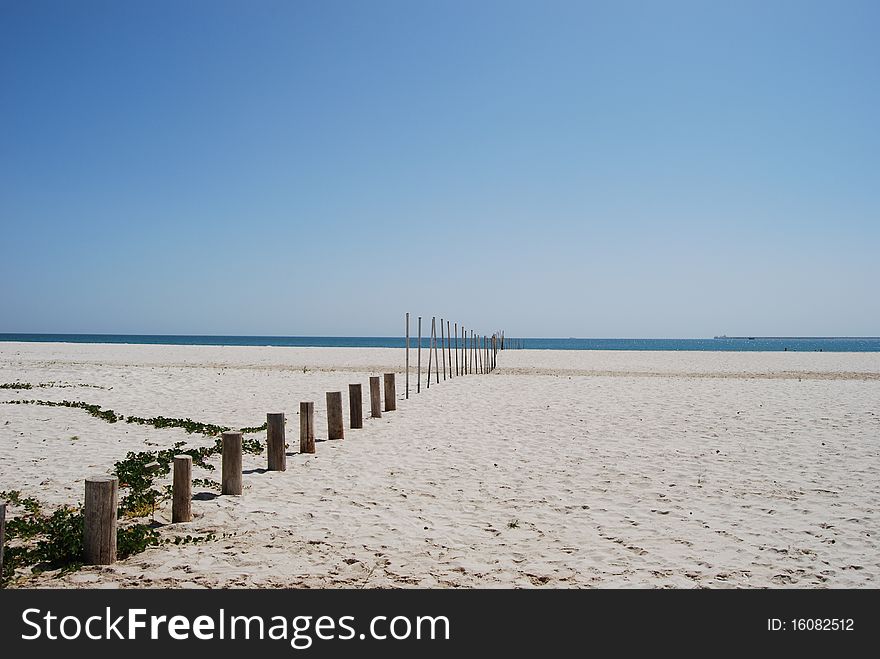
[454,322,459,376]
[369,376,382,418]
[0,501,5,582]
[349,383,363,429]
[172,455,193,523]
[477,334,481,374]
[471,330,475,374]
[300,402,316,453]
[440,317,446,381]
[222,431,243,495]
[405,312,410,399]
[327,391,344,440]
[427,317,434,389]
[460,325,465,375]
[83,476,118,565]
[433,319,440,384]
[463,325,467,374]
[501,331,504,350]
[479,335,484,374]
[447,319,452,378]
[417,316,421,394]
[384,373,396,411]
[267,413,286,472]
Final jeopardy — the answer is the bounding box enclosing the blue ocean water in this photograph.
[0,334,878,352]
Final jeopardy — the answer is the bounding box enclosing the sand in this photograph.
[1,341,878,588]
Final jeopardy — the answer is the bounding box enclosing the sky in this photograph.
[1,0,878,338]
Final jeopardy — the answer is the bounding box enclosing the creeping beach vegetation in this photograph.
[0,398,266,586]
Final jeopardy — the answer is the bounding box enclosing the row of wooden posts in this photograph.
[18,373,402,570]
[0,325,524,577]
[404,313,518,398]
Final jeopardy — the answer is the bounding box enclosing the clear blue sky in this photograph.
[2,0,877,337]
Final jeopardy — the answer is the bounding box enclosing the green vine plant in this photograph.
[2,399,268,437]
[0,402,266,586]
[0,490,235,587]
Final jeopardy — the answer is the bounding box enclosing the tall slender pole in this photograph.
[433,318,440,384]
[427,317,434,389]
[441,318,446,381]
[454,322,459,376]
[472,330,476,374]
[417,316,421,393]
[447,319,452,378]
[405,312,410,399]
[462,326,466,375]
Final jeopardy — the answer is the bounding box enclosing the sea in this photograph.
[0,334,878,352]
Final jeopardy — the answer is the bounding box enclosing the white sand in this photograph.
[1,341,878,588]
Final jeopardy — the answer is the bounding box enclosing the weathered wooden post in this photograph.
[327,391,344,439]
[447,319,453,377]
[221,431,243,495]
[441,318,447,381]
[417,316,422,393]
[267,412,286,472]
[427,317,434,389]
[433,319,440,384]
[384,373,396,411]
[454,322,459,376]
[172,455,193,523]
[405,312,410,399]
[84,476,118,565]
[369,376,382,418]
[300,402,316,453]
[462,325,467,374]
[0,501,5,582]
[349,383,363,429]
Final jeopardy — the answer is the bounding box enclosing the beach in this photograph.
[1,341,878,588]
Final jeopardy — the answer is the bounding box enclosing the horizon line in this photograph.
[1,333,879,341]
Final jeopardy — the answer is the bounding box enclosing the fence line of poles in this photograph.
[1,319,525,577]
[403,313,522,398]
